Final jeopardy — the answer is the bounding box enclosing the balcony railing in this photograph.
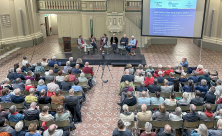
[125,1,142,12]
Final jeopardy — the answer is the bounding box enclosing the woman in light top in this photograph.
[39,106,54,130]
[164,92,177,106]
[175,65,184,75]
[169,107,183,121]
[150,91,164,105]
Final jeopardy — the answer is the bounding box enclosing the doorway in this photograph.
[45,16,50,36]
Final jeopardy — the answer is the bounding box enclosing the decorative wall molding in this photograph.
[203,36,222,45]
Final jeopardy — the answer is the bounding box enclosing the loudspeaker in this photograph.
[20,10,26,36]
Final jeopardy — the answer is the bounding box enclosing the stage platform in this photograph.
[56,47,146,66]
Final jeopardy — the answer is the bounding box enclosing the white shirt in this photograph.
[103,37,106,43]
[22,60,28,66]
[56,76,64,82]
[41,62,48,67]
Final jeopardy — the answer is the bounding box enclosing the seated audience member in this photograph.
[64,89,82,122]
[196,64,204,75]
[64,61,72,73]
[112,119,132,136]
[0,105,10,119]
[38,89,51,104]
[179,72,188,83]
[215,79,222,99]
[1,88,12,103]
[25,88,37,103]
[136,82,147,92]
[41,58,48,67]
[137,104,152,121]
[134,64,145,76]
[37,79,47,92]
[199,104,215,121]
[169,107,183,121]
[157,71,165,83]
[35,73,45,82]
[8,105,24,122]
[154,64,165,77]
[126,63,134,75]
[61,75,72,91]
[47,76,60,97]
[183,79,195,92]
[150,91,164,105]
[14,63,19,73]
[68,69,76,82]
[76,58,84,68]
[72,80,83,92]
[121,69,134,83]
[152,104,169,121]
[140,122,156,136]
[172,78,183,92]
[2,78,13,90]
[25,71,34,81]
[167,72,176,85]
[55,105,75,130]
[177,92,189,106]
[48,56,61,67]
[22,56,28,66]
[24,102,40,121]
[39,106,54,129]
[148,79,161,93]
[146,64,155,74]
[190,90,204,106]
[195,79,208,93]
[25,123,41,136]
[161,79,172,93]
[51,89,65,105]
[45,70,54,81]
[164,65,174,75]
[204,86,216,104]
[43,124,70,136]
[188,70,199,83]
[120,104,134,122]
[0,117,13,134]
[144,72,154,86]
[180,57,188,67]
[157,124,175,136]
[216,95,222,104]
[11,121,26,136]
[208,119,222,135]
[175,65,184,75]
[11,89,25,104]
[7,68,14,80]
[69,57,75,67]
[82,62,93,75]
[25,79,35,91]
[121,91,137,106]
[215,110,222,120]
[78,73,88,82]
[182,104,200,122]
[120,81,133,103]
[137,91,150,105]
[134,71,144,83]
[25,63,34,72]
[35,62,44,72]
[198,69,211,83]
[190,124,208,136]
[56,70,64,82]
[13,78,25,91]
[53,64,60,73]
[164,92,177,106]
[72,64,81,74]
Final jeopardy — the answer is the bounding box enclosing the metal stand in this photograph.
[200,39,203,62]
[101,63,113,86]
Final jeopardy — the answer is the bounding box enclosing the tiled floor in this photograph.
[1,35,222,135]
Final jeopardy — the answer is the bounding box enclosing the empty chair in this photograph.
[183,120,199,129]
[152,121,168,128]
[168,120,183,129]
[199,120,214,129]
[128,104,137,112]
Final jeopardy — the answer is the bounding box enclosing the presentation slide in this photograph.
[141,0,206,38]
[149,0,197,37]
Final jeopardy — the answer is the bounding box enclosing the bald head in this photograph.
[85,62,89,66]
[49,70,53,75]
[125,69,129,74]
[167,65,171,69]
[131,36,134,39]
[164,124,171,134]
[48,124,57,135]
[142,91,146,97]
[30,102,36,109]
[141,104,147,112]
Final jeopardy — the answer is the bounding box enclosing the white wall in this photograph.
[50,14,58,35]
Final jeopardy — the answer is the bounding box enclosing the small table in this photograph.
[118,46,125,55]
[86,45,93,55]
[104,45,111,54]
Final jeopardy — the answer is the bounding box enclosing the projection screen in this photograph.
[141,0,207,39]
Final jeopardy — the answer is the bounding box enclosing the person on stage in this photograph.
[100,34,108,51]
[110,33,118,53]
[125,35,136,55]
[78,35,87,54]
[90,35,97,54]
[120,34,128,46]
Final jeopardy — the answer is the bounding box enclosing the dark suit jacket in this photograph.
[70,62,76,67]
[7,73,14,80]
[157,77,165,83]
[120,37,128,46]
[123,96,137,106]
[190,97,204,106]
[120,75,134,83]
[89,37,97,44]
[110,37,118,45]
[14,73,25,80]
[157,131,175,136]
[204,92,216,104]
[182,112,200,122]
[38,96,51,104]
[148,84,161,93]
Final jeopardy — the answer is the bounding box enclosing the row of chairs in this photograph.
[134,66,188,72]
[128,104,217,112]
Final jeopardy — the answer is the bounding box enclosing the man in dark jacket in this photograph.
[48,56,61,67]
[182,104,200,122]
[204,86,216,104]
[69,57,75,67]
[38,89,51,104]
[0,105,10,120]
[0,117,13,134]
[121,69,134,83]
[198,69,211,83]
[157,124,175,136]
[13,68,25,80]
[188,70,199,83]
[148,79,161,93]
[13,78,25,91]
[190,90,204,106]
[72,64,81,74]
[122,91,137,106]
[23,102,40,121]
[11,89,25,104]
[195,79,208,93]
[110,33,118,52]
